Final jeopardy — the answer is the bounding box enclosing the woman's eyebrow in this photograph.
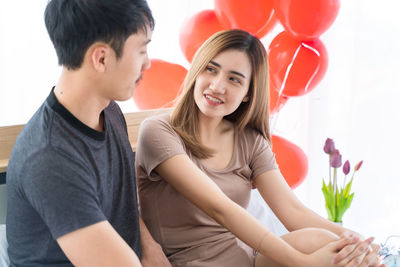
[209,60,221,68]
[209,60,247,79]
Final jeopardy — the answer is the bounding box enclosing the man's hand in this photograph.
[139,216,172,267]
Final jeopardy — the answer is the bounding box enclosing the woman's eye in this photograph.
[230,77,241,84]
[206,66,215,73]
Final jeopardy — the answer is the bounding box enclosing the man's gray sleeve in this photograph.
[19,147,106,239]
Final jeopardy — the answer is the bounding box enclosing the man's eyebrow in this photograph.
[210,60,246,78]
[143,39,151,45]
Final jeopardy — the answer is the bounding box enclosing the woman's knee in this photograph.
[281,228,339,254]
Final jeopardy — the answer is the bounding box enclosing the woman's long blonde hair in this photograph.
[170,29,271,158]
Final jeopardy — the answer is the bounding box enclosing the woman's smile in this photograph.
[204,94,224,105]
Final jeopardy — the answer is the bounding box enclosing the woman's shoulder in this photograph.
[241,126,266,143]
[238,126,272,156]
[141,113,172,131]
[143,112,171,123]
[139,113,184,145]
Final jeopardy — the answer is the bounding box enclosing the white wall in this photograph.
[1,0,399,243]
[0,1,59,126]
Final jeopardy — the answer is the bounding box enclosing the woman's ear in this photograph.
[242,95,249,102]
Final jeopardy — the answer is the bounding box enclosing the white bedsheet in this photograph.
[247,190,288,237]
[0,224,9,267]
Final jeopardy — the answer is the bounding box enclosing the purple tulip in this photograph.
[324,138,336,154]
[355,160,363,171]
[343,160,350,175]
[329,149,342,168]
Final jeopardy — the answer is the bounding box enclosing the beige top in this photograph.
[136,114,278,267]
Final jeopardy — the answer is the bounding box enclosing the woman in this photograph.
[136,29,381,267]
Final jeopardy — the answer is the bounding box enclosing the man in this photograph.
[6,1,170,266]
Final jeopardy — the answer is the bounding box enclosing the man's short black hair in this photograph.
[44,0,154,70]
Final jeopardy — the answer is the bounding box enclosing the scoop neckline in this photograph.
[198,128,238,173]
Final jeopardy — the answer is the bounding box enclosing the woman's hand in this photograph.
[332,233,384,267]
[304,236,360,267]
[307,234,384,267]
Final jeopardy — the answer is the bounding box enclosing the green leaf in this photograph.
[322,181,335,221]
[326,180,333,191]
[334,190,355,222]
[344,193,354,210]
[336,190,340,206]
[322,170,356,222]
[343,179,353,198]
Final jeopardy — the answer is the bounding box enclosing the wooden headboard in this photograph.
[0,108,172,174]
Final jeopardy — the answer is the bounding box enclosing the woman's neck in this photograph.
[197,113,233,145]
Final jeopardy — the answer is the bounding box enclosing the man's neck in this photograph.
[54,69,110,132]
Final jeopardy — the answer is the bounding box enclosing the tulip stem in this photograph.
[333,168,337,192]
[349,171,355,186]
[342,174,347,190]
[329,163,332,185]
[333,168,337,220]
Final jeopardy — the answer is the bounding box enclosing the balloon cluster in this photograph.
[134,0,340,189]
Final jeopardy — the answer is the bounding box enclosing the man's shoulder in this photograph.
[104,101,129,132]
[9,102,53,165]
[105,101,124,122]
[7,101,92,186]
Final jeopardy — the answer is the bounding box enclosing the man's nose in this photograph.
[142,55,151,71]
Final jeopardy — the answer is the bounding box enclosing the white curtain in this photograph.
[273,0,400,242]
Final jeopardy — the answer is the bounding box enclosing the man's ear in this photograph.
[90,44,110,73]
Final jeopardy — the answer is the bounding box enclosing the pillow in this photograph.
[0,224,9,267]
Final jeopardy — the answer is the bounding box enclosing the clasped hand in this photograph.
[311,232,384,267]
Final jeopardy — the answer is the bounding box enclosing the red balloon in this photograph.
[271,135,308,189]
[215,0,274,35]
[269,86,289,114]
[179,10,225,63]
[268,31,328,97]
[255,12,279,39]
[133,59,187,110]
[274,0,340,40]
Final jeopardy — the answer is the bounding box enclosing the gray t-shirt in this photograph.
[6,89,141,266]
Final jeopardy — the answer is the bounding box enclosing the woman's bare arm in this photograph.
[154,154,344,267]
[254,169,348,234]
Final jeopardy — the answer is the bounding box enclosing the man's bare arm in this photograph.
[57,221,142,267]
